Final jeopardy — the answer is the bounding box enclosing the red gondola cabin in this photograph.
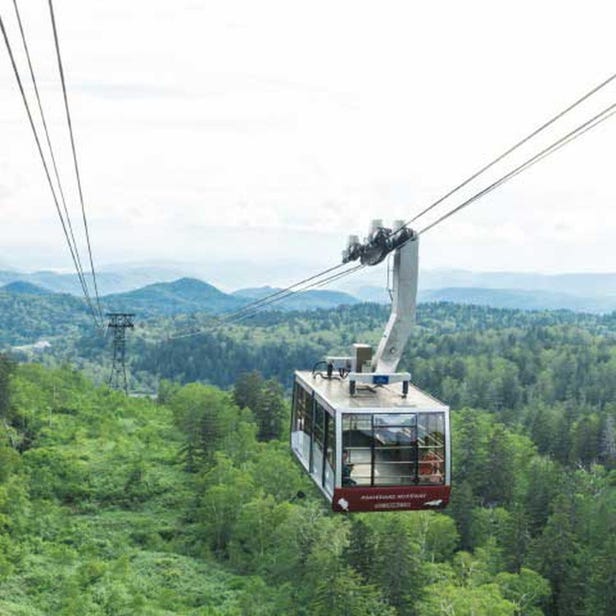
[291,370,451,513]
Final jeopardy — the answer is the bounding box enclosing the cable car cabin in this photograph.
[291,370,451,513]
[291,221,449,512]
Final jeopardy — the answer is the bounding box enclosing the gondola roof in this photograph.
[295,370,447,411]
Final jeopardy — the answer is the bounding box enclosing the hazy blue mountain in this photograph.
[102,278,246,316]
[232,286,281,300]
[278,290,360,310]
[1,281,53,295]
[352,286,390,304]
[419,269,616,297]
[96,266,200,292]
[3,261,615,314]
[344,270,616,311]
[0,270,92,294]
[101,277,359,315]
[420,287,616,313]
[0,271,27,287]
[0,266,198,295]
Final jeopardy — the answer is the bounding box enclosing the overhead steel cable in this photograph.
[222,263,366,326]
[171,262,353,338]
[310,77,616,301]
[48,0,103,322]
[403,70,616,229]
[170,263,344,339]
[11,0,89,295]
[1,13,99,325]
[212,261,348,322]
[218,98,616,327]
[168,75,616,340]
[312,263,366,289]
[417,99,616,236]
[170,263,363,338]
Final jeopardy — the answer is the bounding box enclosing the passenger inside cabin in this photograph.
[420,449,444,484]
[342,450,356,486]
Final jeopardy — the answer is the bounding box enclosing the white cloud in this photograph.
[0,0,615,278]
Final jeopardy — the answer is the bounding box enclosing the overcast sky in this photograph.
[1,0,615,288]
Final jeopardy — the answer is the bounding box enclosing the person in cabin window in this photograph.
[419,449,443,484]
[342,449,356,486]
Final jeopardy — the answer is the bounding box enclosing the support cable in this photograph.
[48,0,103,322]
[1,13,99,325]
[224,263,366,326]
[404,71,616,229]
[417,100,616,236]
[11,0,89,296]
[169,76,616,338]
[223,99,616,324]
[312,263,366,289]
[170,263,363,338]
[213,262,348,323]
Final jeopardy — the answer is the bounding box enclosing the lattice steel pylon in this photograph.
[106,313,135,394]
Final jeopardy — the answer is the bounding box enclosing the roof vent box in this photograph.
[353,343,373,373]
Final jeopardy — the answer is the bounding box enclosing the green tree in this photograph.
[233,371,263,414]
[523,457,563,536]
[301,513,394,616]
[527,494,585,616]
[499,505,531,572]
[345,517,376,581]
[355,514,426,614]
[496,568,551,616]
[0,354,14,419]
[255,379,286,441]
[234,372,286,441]
[598,414,616,468]
[416,582,516,616]
[483,424,516,506]
[228,495,293,573]
[156,378,180,405]
[169,383,248,470]
[195,453,257,556]
[570,413,601,468]
[449,480,477,550]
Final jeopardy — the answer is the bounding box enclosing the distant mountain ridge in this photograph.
[419,287,616,314]
[1,265,615,314]
[102,279,615,315]
[232,286,280,300]
[1,281,52,296]
[0,277,361,325]
[419,270,616,297]
[353,285,616,313]
[0,266,191,295]
[103,279,360,316]
[103,278,246,316]
[1,275,615,349]
[2,265,615,298]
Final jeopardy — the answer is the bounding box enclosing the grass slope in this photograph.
[0,365,252,614]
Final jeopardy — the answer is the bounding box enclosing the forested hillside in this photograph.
[0,290,91,346]
[0,299,614,614]
[0,280,362,346]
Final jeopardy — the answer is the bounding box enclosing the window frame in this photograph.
[291,380,314,471]
[291,379,337,496]
[340,410,448,488]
